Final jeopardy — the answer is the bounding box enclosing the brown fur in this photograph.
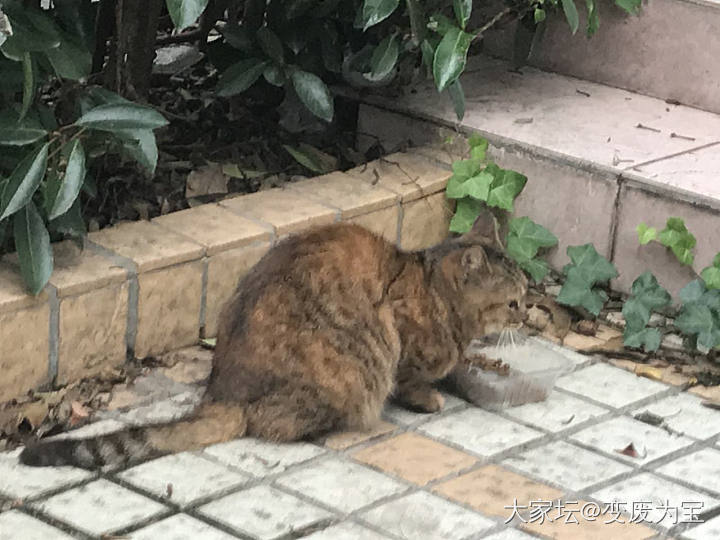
[20,212,527,469]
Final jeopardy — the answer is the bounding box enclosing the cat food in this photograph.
[449,333,572,410]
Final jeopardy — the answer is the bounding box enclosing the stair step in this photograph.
[353,56,720,296]
[481,0,720,114]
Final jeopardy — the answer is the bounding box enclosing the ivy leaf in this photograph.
[658,217,696,266]
[507,217,558,259]
[487,168,527,211]
[453,0,472,29]
[623,327,662,352]
[561,0,580,34]
[48,139,85,220]
[217,59,267,96]
[557,267,608,316]
[676,303,720,350]
[468,134,488,158]
[359,0,399,31]
[448,79,465,121]
[166,0,210,31]
[369,33,399,80]
[636,222,657,245]
[14,201,52,295]
[75,103,168,130]
[449,197,484,234]
[517,257,550,283]
[432,26,472,92]
[0,142,48,220]
[447,171,493,200]
[680,279,706,304]
[564,244,619,284]
[291,70,334,122]
[701,253,720,290]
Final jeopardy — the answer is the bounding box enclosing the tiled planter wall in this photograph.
[0,153,452,403]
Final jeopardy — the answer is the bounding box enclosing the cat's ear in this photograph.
[461,245,491,273]
[461,210,504,249]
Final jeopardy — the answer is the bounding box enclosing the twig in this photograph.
[670,132,696,141]
[635,123,661,133]
[474,6,513,39]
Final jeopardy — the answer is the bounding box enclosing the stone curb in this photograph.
[0,156,451,403]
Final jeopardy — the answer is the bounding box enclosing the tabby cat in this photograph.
[20,211,527,469]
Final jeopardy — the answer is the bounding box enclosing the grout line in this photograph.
[199,256,209,337]
[46,285,60,385]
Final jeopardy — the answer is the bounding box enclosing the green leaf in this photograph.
[13,202,52,295]
[283,143,336,174]
[221,24,254,51]
[637,222,657,245]
[263,64,285,87]
[629,271,672,311]
[680,279,706,304]
[19,52,34,121]
[45,31,92,80]
[623,327,662,352]
[565,244,619,284]
[0,142,48,220]
[586,0,599,35]
[291,70,334,122]
[518,257,550,283]
[534,8,546,23]
[406,0,425,45]
[448,79,465,121]
[468,134,488,151]
[432,26,472,93]
[48,140,85,220]
[428,14,455,36]
[703,267,720,290]
[557,267,608,316]
[369,34,399,80]
[116,129,159,174]
[487,169,527,212]
[50,198,85,238]
[0,10,11,49]
[658,217,696,266]
[166,0,210,31]
[561,0,580,34]
[449,197,484,234]
[257,26,284,64]
[447,171,493,200]
[217,58,267,96]
[507,217,558,257]
[75,103,168,131]
[676,303,720,350]
[453,0,472,29]
[359,0,399,30]
[0,127,47,146]
[615,0,641,15]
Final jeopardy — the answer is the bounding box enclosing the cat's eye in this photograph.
[508,301,519,309]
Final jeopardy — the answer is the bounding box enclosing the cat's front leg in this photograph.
[395,380,445,413]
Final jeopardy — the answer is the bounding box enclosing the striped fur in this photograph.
[21,214,527,468]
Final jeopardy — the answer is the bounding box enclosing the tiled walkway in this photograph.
[2,346,720,539]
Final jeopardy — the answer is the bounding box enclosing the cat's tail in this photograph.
[18,402,247,470]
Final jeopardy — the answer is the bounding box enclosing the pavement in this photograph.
[1,344,720,540]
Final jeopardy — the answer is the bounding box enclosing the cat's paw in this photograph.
[399,387,445,413]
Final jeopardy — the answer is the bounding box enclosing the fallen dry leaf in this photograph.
[69,401,90,426]
[21,401,49,429]
[575,319,599,336]
[185,164,228,199]
[634,365,665,382]
[614,443,646,459]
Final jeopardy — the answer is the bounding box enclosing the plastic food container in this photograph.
[448,332,573,411]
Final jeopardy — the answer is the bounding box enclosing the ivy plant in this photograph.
[622,272,671,352]
[506,217,558,282]
[701,254,720,290]
[637,218,696,266]
[556,244,618,316]
[676,279,720,352]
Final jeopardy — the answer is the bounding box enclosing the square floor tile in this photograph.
[591,473,719,530]
[419,408,543,457]
[129,514,237,540]
[504,391,609,432]
[303,521,391,539]
[324,421,396,451]
[118,452,249,506]
[555,364,667,408]
[352,433,476,485]
[36,479,167,536]
[203,438,324,477]
[503,441,632,492]
[433,464,563,519]
[0,510,74,540]
[275,456,407,513]
[570,416,694,466]
[382,392,466,426]
[198,485,332,540]
[520,499,658,540]
[656,448,720,495]
[633,393,720,440]
[682,514,720,540]
[361,491,495,539]
[0,449,91,499]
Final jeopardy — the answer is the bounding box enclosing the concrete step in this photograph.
[480,0,720,114]
[353,56,720,296]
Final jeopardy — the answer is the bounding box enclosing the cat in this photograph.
[19,211,527,469]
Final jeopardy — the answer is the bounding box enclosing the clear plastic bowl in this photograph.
[449,333,573,411]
